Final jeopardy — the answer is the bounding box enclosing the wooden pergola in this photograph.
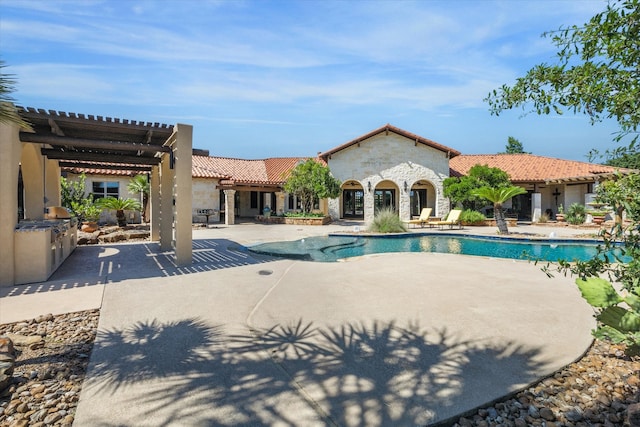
[0,107,193,287]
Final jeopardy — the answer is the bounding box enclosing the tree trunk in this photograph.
[116,209,127,227]
[495,203,509,234]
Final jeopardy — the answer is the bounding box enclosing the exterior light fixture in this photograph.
[404,181,408,192]
[368,181,372,192]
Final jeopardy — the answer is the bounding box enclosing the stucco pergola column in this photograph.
[159,149,173,251]
[149,165,160,241]
[224,190,236,225]
[45,158,61,208]
[20,143,44,220]
[173,123,193,266]
[0,123,21,286]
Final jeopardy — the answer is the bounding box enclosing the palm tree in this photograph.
[96,197,141,227]
[0,60,31,130]
[127,174,150,223]
[472,186,527,234]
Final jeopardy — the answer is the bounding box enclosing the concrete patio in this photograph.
[0,222,596,426]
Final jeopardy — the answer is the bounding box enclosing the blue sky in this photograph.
[1,0,623,161]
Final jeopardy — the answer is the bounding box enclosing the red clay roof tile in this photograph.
[450,154,632,182]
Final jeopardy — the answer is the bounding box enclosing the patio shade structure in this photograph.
[0,107,193,287]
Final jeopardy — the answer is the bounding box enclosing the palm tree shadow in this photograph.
[80,318,550,426]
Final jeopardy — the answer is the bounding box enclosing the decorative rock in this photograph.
[539,407,556,421]
[628,403,640,427]
[5,334,43,347]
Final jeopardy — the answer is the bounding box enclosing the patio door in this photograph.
[374,189,395,211]
[410,189,427,217]
[343,189,364,218]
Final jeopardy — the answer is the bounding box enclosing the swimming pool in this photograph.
[247,234,613,263]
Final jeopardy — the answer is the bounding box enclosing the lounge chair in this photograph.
[428,209,463,229]
[404,208,432,228]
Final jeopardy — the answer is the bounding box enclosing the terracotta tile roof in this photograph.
[192,155,231,179]
[193,155,310,185]
[319,124,461,159]
[450,154,634,183]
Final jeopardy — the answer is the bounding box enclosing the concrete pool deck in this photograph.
[1,222,597,426]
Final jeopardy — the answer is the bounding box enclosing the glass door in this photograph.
[374,189,395,211]
[410,189,427,216]
[343,190,364,218]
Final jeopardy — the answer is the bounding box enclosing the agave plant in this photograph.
[96,197,141,227]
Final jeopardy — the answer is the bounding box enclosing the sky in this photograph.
[0,0,625,162]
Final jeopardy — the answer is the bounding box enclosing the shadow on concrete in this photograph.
[80,317,547,426]
[1,238,272,297]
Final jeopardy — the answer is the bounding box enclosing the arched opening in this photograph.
[373,180,399,213]
[341,180,364,219]
[409,180,436,217]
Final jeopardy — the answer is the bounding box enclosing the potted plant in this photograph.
[72,199,102,232]
[589,210,609,225]
[555,204,565,222]
[97,197,141,227]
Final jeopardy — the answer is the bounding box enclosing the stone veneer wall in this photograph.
[326,132,451,223]
[192,178,220,222]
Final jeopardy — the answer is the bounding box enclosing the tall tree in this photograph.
[472,186,527,234]
[443,164,511,210]
[501,136,529,154]
[485,0,639,156]
[283,159,341,214]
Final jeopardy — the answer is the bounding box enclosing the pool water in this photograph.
[248,234,614,263]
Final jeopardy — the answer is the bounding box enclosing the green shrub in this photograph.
[566,203,586,225]
[284,211,325,218]
[537,213,550,223]
[368,207,407,233]
[460,209,486,225]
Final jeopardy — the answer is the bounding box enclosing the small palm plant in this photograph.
[127,174,150,223]
[472,186,527,234]
[96,197,141,227]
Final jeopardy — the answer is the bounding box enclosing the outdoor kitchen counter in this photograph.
[14,219,78,285]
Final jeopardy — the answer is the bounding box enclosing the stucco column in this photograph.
[21,143,45,220]
[363,186,375,225]
[159,151,173,251]
[399,183,411,222]
[531,193,541,222]
[150,165,160,241]
[45,158,61,207]
[0,123,21,286]
[174,123,193,266]
[276,191,285,216]
[224,190,236,225]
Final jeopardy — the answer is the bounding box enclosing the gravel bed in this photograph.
[1,310,638,426]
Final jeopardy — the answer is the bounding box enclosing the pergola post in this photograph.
[150,165,160,241]
[159,150,173,251]
[0,123,21,286]
[173,124,192,266]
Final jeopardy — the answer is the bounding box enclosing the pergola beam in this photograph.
[57,161,153,172]
[21,133,171,153]
[41,148,161,165]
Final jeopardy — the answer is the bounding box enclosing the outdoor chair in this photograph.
[427,209,463,229]
[404,208,432,228]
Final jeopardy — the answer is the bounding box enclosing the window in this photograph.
[92,181,119,200]
[250,191,258,209]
